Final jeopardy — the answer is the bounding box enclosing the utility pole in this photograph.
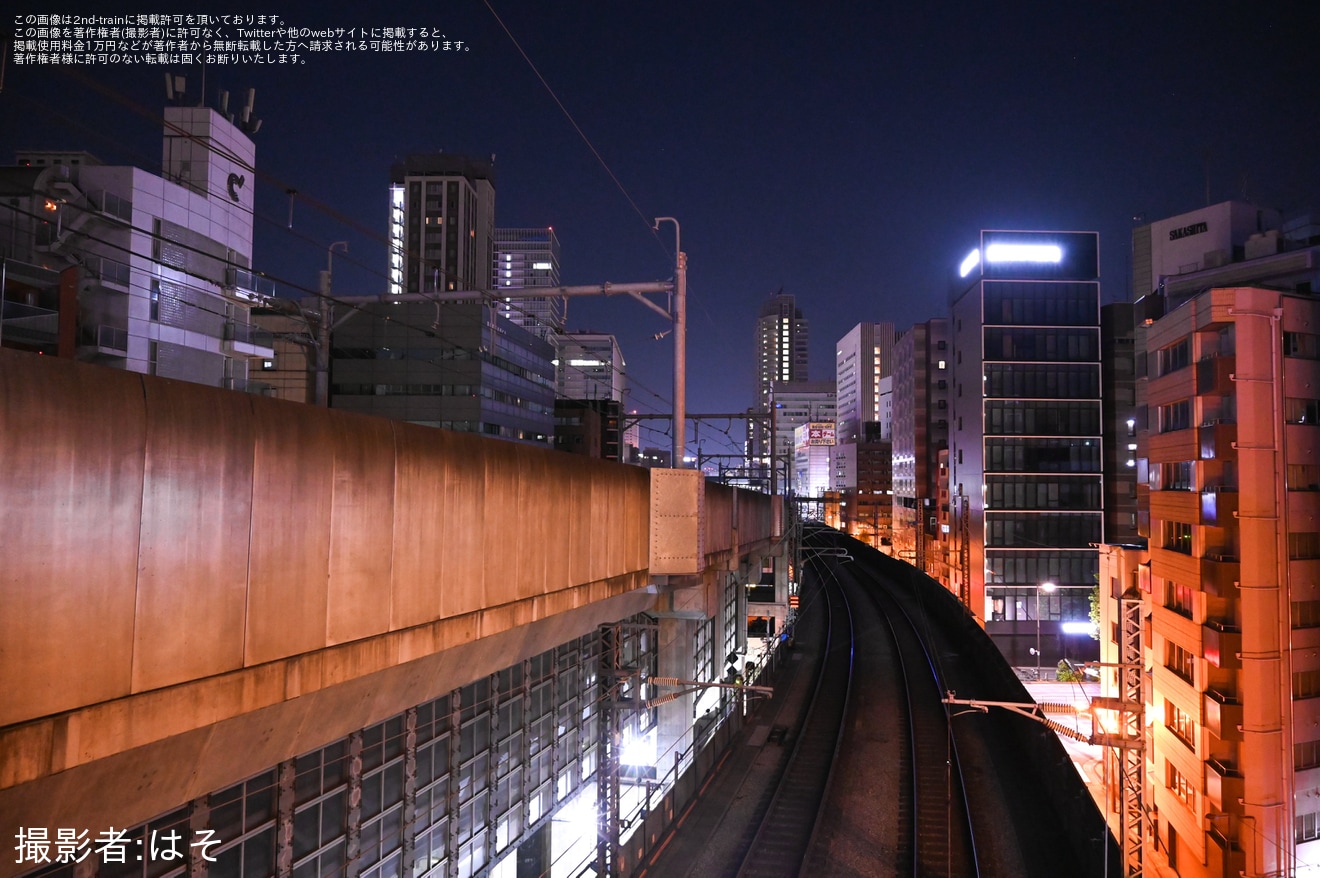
[313,241,348,407]
[654,217,685,468]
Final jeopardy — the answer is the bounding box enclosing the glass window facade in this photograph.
[973,259,1101,640]
[25,620,658,878]
[982,281,1099,326]
[984,400,1100,436]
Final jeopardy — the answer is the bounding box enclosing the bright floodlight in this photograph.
[621,729,656,767]
[1039,581,1057,592]
[984,243,1063,264]
[959,249,981,277]
[1061,621,1098,636]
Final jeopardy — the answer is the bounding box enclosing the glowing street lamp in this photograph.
[1036,581,1057,681]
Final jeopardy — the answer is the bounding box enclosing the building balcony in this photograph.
[78,324,128,356]
[1195,354,1236,395]
[1150,489,1200,525]
[1149,426,1198,462]
[224,267,277,303]
[1200,487,1238,527]
[223,321,276,357]
[1199,420,1238,462]
[86,189,134,223]
[1204,758,1244,814]
[1203,620,1241,670]
[1204,687,1242,742]
[0,300,60,349]
[1150,546,1201,591]
[1200,552,1240,599]
[1207,822,1246,878]
[82,255,131,292]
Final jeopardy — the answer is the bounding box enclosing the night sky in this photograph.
[4,2,1318,456]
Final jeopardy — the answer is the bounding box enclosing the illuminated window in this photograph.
[1167,763,1195,807]
[1165,582,1194,619]
[1162,521,1192,555]
[1286,397,1320,425]
[1165,700,1196,748]
[1166,642,1195,685]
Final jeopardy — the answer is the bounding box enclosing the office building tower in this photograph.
[0,96,274,389]
[948,230,1103,665]
[556,332,625,403]
[493,227,564,343]
[769,380,835,491]
[891,318,951,572]
[388,153,495,296]
[834,321,895,445]
[752,292,808,461]
[329,300,554,445]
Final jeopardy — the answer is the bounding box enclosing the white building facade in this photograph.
[556,332,625,402]
[493,227,563,343]
[7,101,274,389]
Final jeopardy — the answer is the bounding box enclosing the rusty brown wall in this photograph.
[0,350,774,829]
[0,350,650,735]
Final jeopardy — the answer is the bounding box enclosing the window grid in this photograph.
[1165,700,1196,749]
[68,619,659,878]
[1167,643,1195,686]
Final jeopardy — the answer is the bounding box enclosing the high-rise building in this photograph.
[388,153,495,296]
[492,227,563,343]
[948,230,1103,665]
[769,379,835,491]
[834,321,895,445]
[556,332,625,403]
[891,319,951,572]
[0,98,275,389]
[752,292,808,461]
[329,300,554,445]
[1096,200,1320,878]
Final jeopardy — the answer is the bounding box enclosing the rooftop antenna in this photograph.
[238,88,261,135]
[164,74,187,104]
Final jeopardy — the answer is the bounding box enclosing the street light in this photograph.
[1036,581,1057,681]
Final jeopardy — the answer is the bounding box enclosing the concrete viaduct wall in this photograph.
[0,350,777,852]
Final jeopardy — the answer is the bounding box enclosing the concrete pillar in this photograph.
[655,613,701,773]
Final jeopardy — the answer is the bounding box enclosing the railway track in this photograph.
[735,549,855,877]
[863,560,980,876]
[647,526,1113,878]
[799,527,980,878]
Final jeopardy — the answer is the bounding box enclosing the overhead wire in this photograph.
[480,0,671,263]
[4,96,680,414]
[17,49,725,442]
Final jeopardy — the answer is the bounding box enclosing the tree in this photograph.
[1088,584,1101,640]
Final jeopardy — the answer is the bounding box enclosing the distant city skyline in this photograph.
[2,2,1316,457]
